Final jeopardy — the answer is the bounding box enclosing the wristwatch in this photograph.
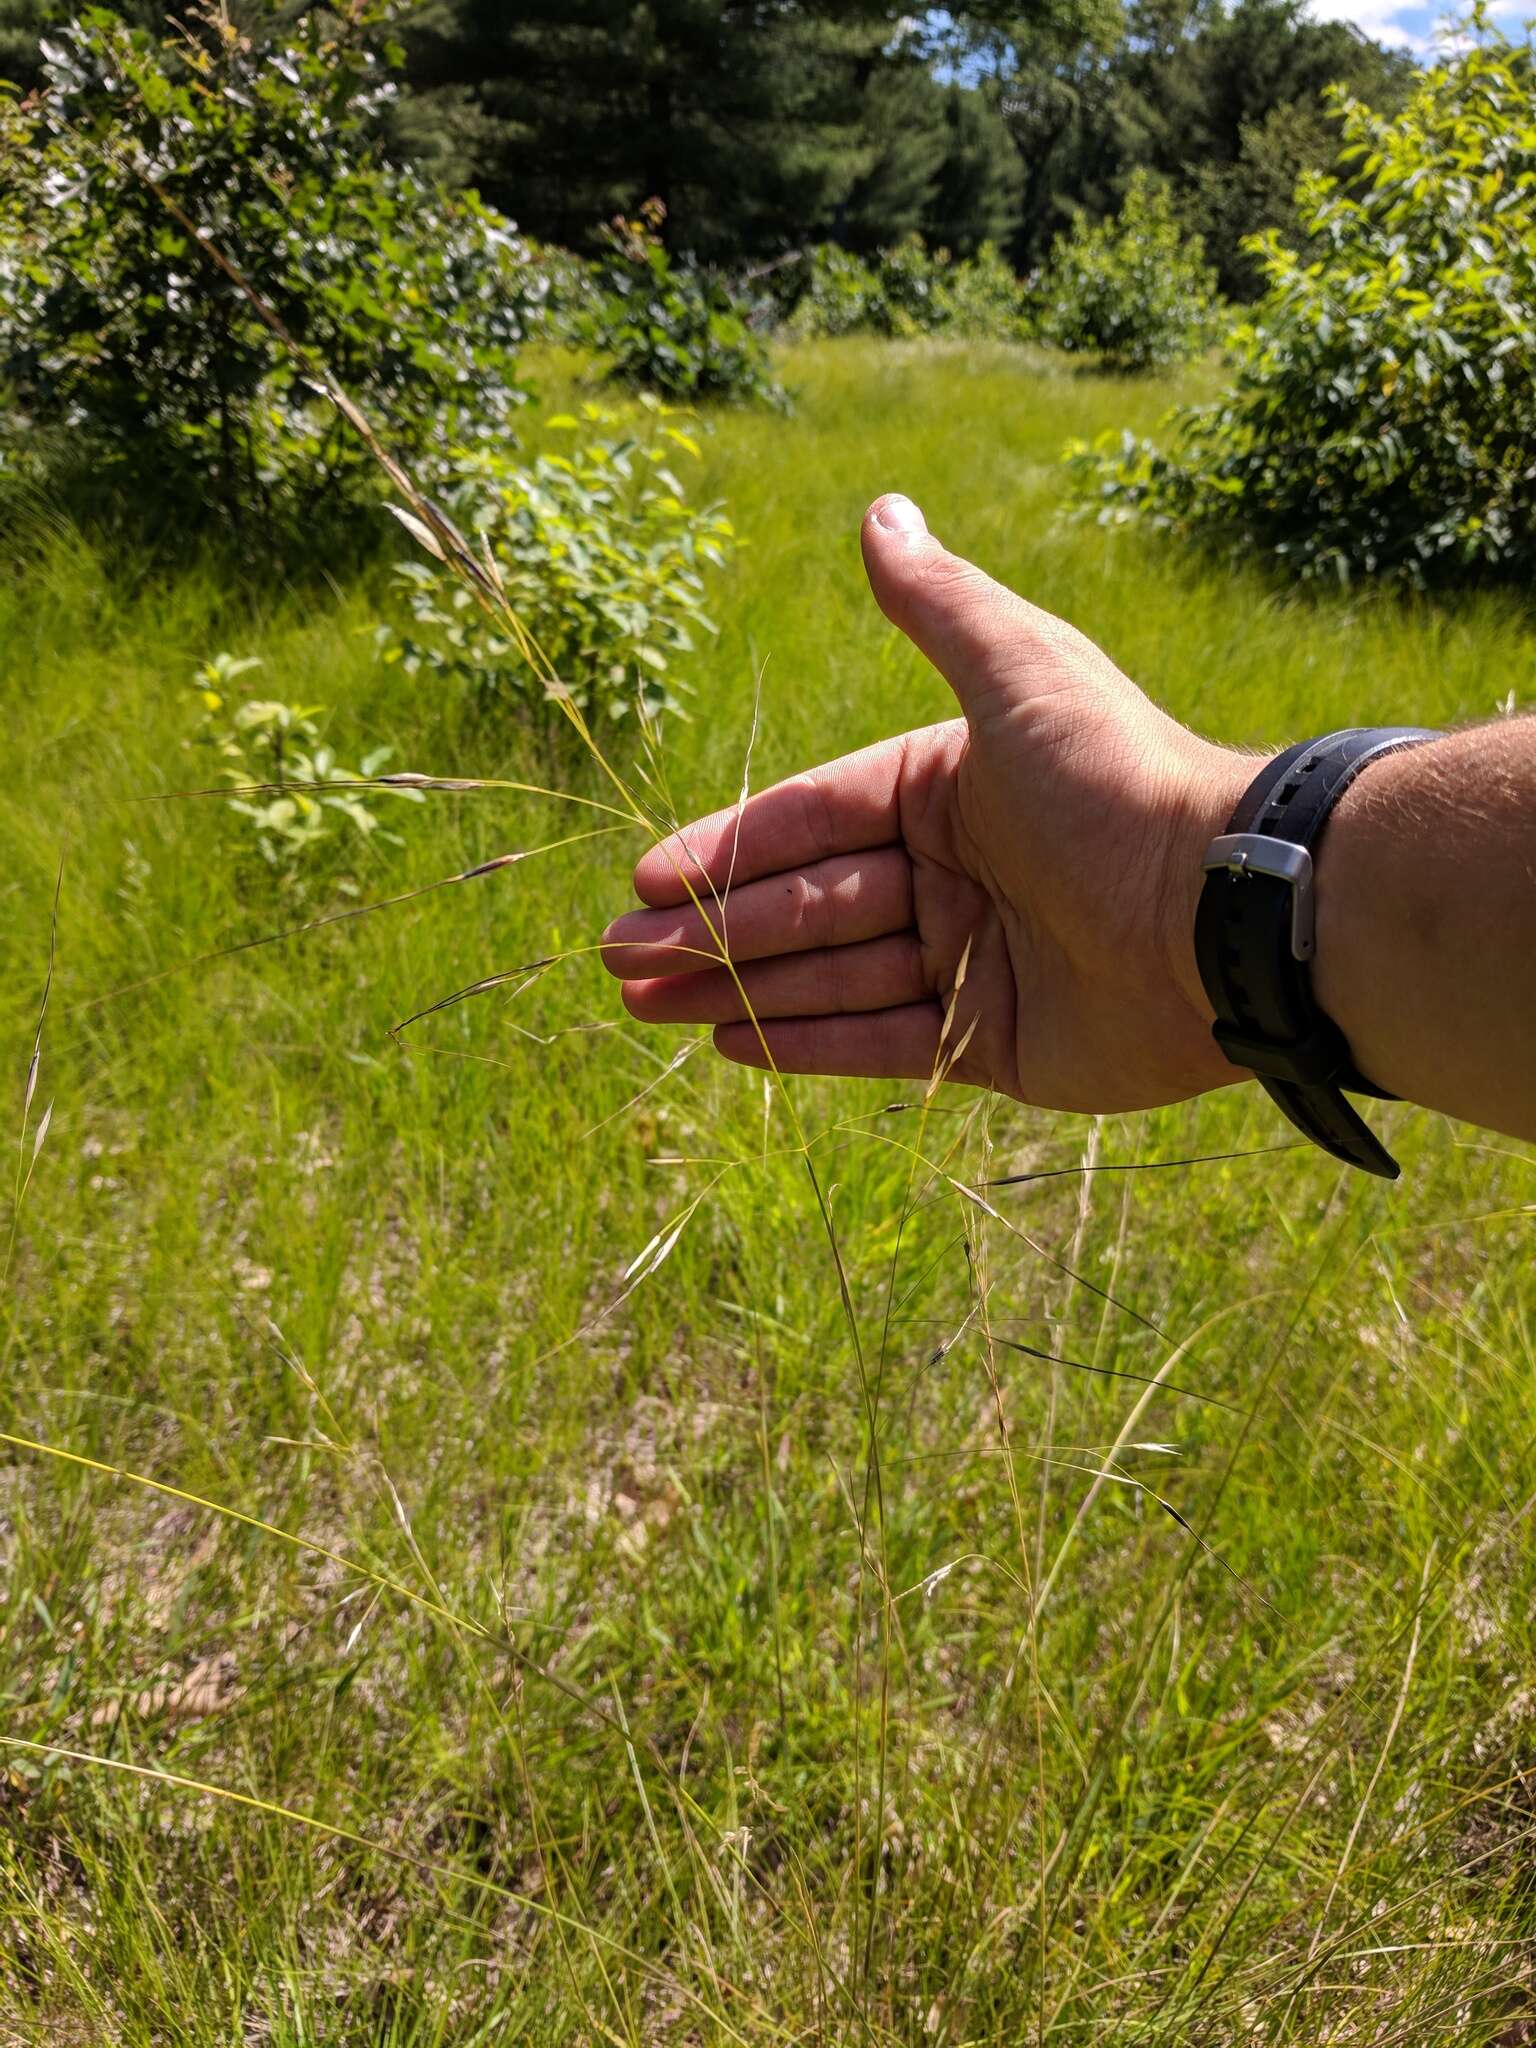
[1194,726,1438,1179]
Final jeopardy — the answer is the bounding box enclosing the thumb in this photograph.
[860,493,1097,724]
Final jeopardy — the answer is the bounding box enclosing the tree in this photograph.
[1068,20,1536,583]
[0,0,178,91]
[0,3,536,531]
[1185,96,1335,297]
[394,0,890,258]
[924,80,1025,255]
[3,1,1101,260]
[393,0,1102,259]
[1004,0,1416,294]
[0,0,55,90]
[837,57,952,252]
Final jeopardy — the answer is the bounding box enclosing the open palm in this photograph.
[602,495,1249,1114]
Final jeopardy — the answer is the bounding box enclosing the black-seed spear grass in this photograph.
[146,209,926,1960]
[47,140,951,2035]
[116,147,1264,1435]
[13,135,1398,2044]
[6,861,61,1290]
[10,331,1522,2039]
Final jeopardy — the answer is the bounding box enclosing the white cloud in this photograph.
[1303,0,1427,45]
[1303,0,1529,50]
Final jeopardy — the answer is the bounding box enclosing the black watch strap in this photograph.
[1194,726,1438,1179]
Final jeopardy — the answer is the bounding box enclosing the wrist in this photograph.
[1311,722,1536,1142]
[1179,726,1446,1179]
[1308,744,1420,1103]
[1157,740,1261,1090]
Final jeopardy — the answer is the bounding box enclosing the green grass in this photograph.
[1,337,1533,2044]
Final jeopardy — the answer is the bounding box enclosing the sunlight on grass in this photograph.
[0,339,1533,2044]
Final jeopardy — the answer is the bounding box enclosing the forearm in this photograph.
[1175,718,1536,1144]
[1309,718,1536,1142]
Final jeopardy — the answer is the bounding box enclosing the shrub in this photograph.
[189,653,419,871]
[783,240,942,339]
[1066,21,1536,585]
[874,235,960,336]
[780,244,887,339]
[1038,171,1222,372]
[581,201,784,407]
[383,398,735,726]
[781,236,1026,342]
[522,237,599,343]
[944,241,1032,341]
[0,3,540,532]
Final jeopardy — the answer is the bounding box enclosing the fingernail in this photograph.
[874,494,927,536]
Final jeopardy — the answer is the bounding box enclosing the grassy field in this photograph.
[1,338,1534,2045]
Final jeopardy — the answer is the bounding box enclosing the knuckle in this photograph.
[793,776,839,864]
[825,944,849,1013]
[784,870,818,942]
[793,869,849,948]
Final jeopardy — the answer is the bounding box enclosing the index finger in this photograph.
[633,733,915,909]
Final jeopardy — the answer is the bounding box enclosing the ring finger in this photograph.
[621,932,929,1025]
[600,847,913,979]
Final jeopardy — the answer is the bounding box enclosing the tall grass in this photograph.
[0,340,1532,2043]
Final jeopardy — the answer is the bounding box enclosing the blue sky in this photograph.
[928,0,1531,76]
[1303,0,1527,50]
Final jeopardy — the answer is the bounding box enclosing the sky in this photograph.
[927,0,1531,75]
[1303,0,1528,50]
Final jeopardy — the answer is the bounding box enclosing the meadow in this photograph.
[1,337,1534,2044]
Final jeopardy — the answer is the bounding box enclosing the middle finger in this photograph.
[599,847,913,979]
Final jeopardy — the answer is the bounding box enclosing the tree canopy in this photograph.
[1005,0,1418,290]
[0,0,1418,290]
[388,0,1053,260]
[1070,21,1536,583]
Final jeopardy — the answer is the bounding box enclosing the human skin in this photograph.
[600,494,1536,1147]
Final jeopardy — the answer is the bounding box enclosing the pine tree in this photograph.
[0,0,50,91]
[925,81,1024,255]
[0,0,162,91]
[396,0,899,258]
[1004,0,1416,293]
[835,63,1023,255]
[395,1,1105,259]
[3,0,1093,260]
[838,58,950,251]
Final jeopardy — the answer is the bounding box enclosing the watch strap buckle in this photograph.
[1202,833,1315,961]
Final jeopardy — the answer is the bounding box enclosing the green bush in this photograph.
[581,201,784,407]
[188,653,419,872]
[522,237,599,343]
[1038,171,1222,372]
[944,241,1032,341]
[0,3,540,532]
[780,244,887,339]
[874,234,961,336]
[383,398,735,726]
[781,236,1026,342]
[1067,21,1536,584]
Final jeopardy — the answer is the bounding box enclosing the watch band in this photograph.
[1194,726,1438,1179]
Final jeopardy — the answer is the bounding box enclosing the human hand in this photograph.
[600,494,1254,1113]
